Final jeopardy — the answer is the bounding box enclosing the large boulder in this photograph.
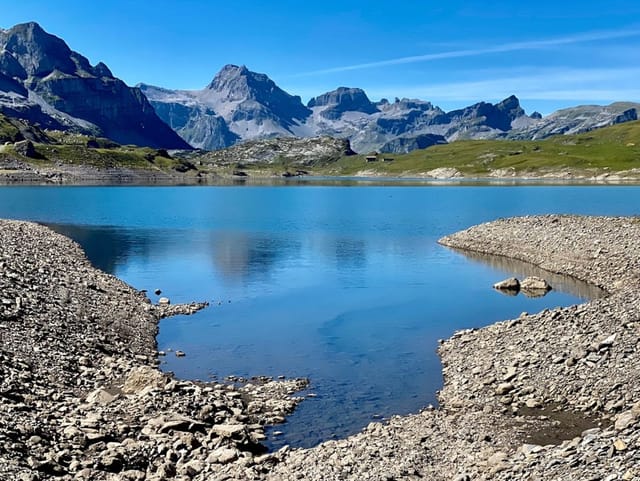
[13,139,36,158]
[122,366,167,394]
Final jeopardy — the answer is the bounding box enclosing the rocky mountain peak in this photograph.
[443,95,527,133]
[496,95,525,119]
[0,21,191,149]
[308,87,378,111]
[1,21,50,44]
[204,64,310,123]
[93,61,113,78]
[386,98,439,113]
[307,87,379,120]
[206,64,247,90]
[0,21,77,77]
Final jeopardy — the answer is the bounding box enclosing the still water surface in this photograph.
[0,184,637,448]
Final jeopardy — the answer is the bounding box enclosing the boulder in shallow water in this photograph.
[520,276,552,292]
[493,277,520,291]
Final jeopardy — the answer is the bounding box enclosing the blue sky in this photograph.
[2,0,640,114]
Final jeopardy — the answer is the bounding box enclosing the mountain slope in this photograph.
[508,102,639,139]
[0,22,191,149]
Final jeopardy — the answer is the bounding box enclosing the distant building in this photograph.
[365,152,378,162]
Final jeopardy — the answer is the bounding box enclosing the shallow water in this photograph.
[0,184,637,448]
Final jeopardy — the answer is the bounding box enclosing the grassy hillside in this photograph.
[0,113,51,144]
[0,125,196,174]
[314,120,640,177]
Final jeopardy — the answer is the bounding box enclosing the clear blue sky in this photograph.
[2,0,640,114]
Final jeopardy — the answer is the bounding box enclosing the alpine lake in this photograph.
[1,179,637,449]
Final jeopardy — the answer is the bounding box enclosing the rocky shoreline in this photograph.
[0,220,307,480]
[264,215,640,480]
[3,215,640,480]
[0,162,207,185]
[3,152,640,185]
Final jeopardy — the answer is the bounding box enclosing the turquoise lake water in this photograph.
[0,184,638,448]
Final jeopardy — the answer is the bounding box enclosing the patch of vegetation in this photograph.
[0,113,55,145]
[28,144,190,171]
[0,114,22,143]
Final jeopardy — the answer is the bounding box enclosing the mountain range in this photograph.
[140,66,639,153]
[139,69,530,153]
[0,22,638,154]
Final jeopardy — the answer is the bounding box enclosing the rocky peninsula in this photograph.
[2,215,640,480]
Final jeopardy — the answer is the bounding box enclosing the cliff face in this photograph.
[0,22,191,149]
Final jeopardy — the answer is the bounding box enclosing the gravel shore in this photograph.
[0,220,307,480]
[2,215,640,480]
[265,215,640,480]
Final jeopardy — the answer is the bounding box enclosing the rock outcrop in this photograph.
[493,277,521,291]
[520,276,552,292]
[199,136,356,167]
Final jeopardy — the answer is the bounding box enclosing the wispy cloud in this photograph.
[366,67,640,103]
[293,28,640,77]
